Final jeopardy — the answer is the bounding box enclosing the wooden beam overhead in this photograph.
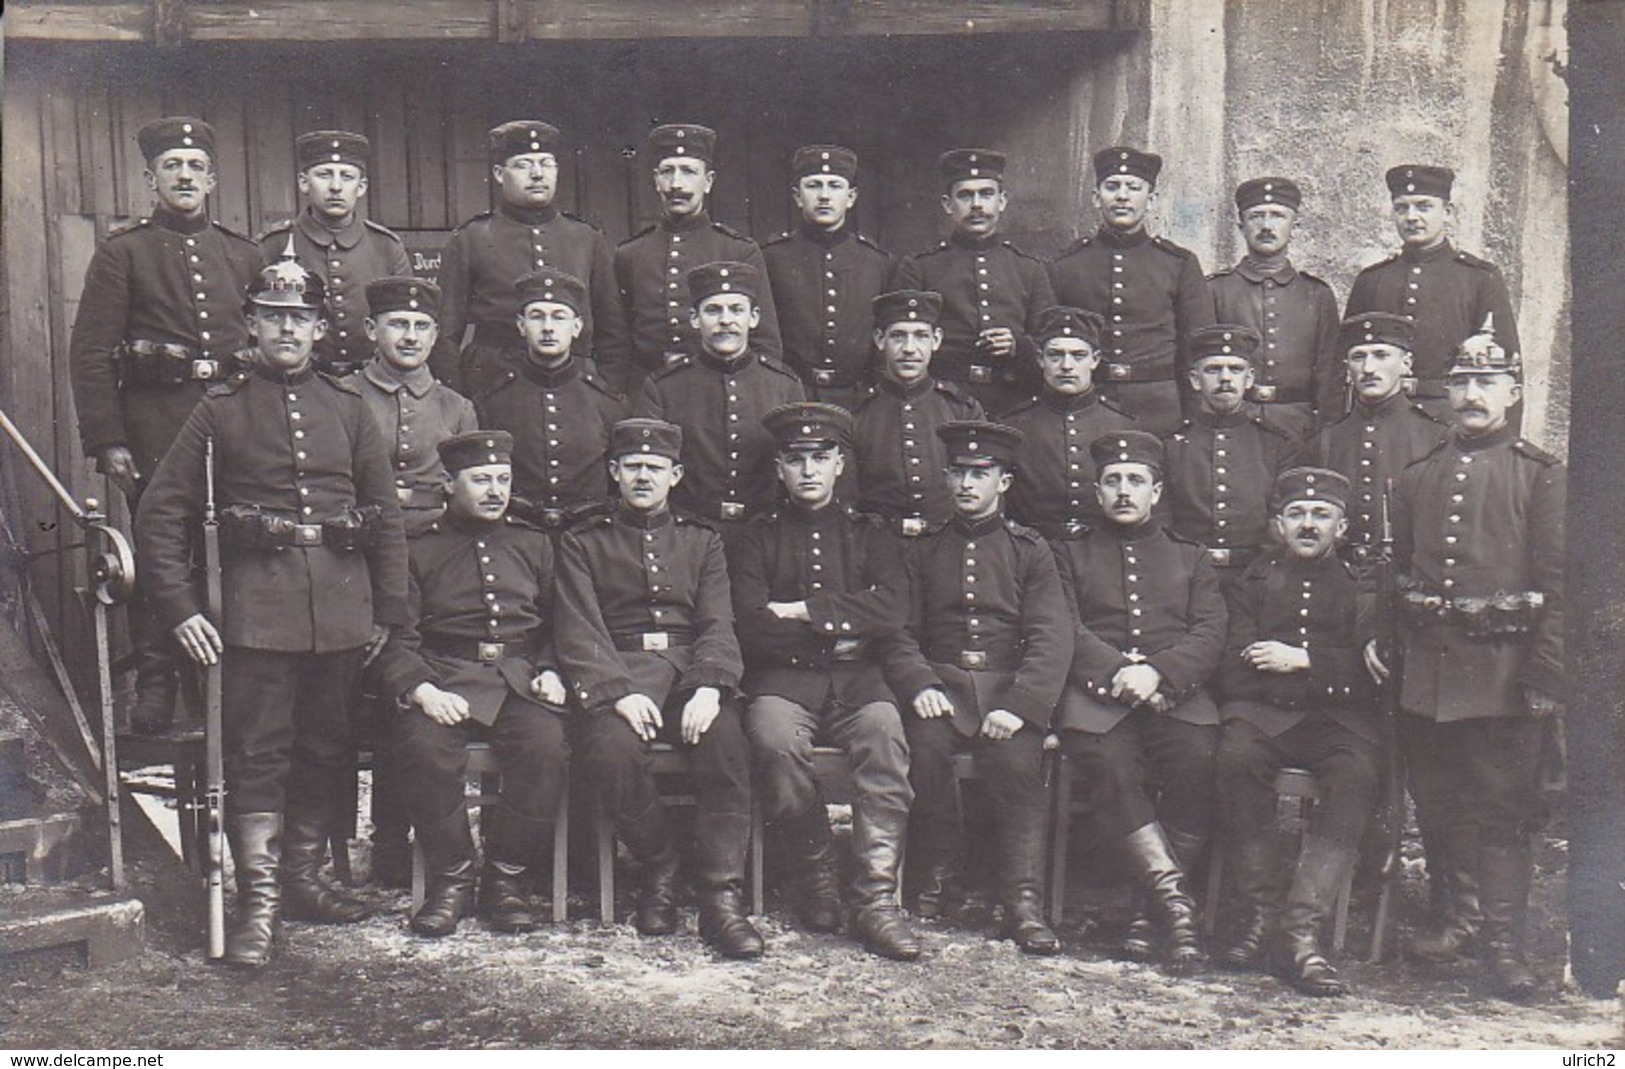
[5,0,1146,45]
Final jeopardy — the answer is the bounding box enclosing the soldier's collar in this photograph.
[798,222,852,248]
[697,348,755,375]
[498,202,559,226]
[1193,404,1253,429]
[522,352,580,388]
[150,204,212,236]
[297,208,365,250]
[661,209,712,233]
[1041,386,1099,413]
[786,499,842,524]
[1094,225,1151,248]
[363,356,435,398]
[951,511,1006,538]
[1400,238,1455,264]
[444,509,503,534]
[1236,254,1298,285]
[1103,516,1162,542]
[1453,422,1516,453]
[250,361,318,386]
[1354,389,1410,419]
[616,504,674,530]
[877,373,934,400]
[948,228,1002,250]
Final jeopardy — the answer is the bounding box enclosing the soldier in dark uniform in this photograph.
[476,270,623,529]
[615,124,782,397]
[1052,431,1227,972]
[731,402,919,960]
[1344,165,1519,419]
[258,130,411,377]
[1207,178,1342,439]
[850,290,984,537]
[1164,325,1299,577]
[891,150,1055,415]
[634,262,804,540]
[68,116,263,733]
[887,420,1071,954]
[136,254,408,968]
[1214,467,1380,996]
[1048,147,1215,435]
[1371,331,1564,1000]
[760,145,892,412]
[432,121,629,397]
[1003,306,1137,539]
[554,419,762,959]
[372,431,569,938]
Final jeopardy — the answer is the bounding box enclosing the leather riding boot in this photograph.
[1479,841,1538,1001]
[998,803,1060,955]
[785,804,843,933]
[694,812,764,959]
[1218,834,1279,972]
[1271,835,1355,997]
[1121,822,1202,973]
[620,803,681,936]
[409,808,476,938]
[223,812,283,968]
[1410,824,1481,963]
[281,788,372,924]
[481,808,552,933]
[909,813,964,921]
[848,804,920,961]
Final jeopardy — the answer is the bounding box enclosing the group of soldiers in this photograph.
[68,113,1562,1003]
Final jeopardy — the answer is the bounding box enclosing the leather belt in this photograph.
[397,487,445,509]
[967,364,993,384]
[1103,359,1178,384]
[612,630,694,653]
[809,367,859,388]
[424,637,514,663]
[925,645,1022,671]
[1204,546,1258,568]
[898,516,928,538]
[1247,384,1311,404]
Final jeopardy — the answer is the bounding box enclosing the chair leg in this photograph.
[552,770,570,924]
[1332,863,1351,954]
[750,799,765,918]
[596,799,616,923]
[411,837,427,911]
[1046,758,1073,927]
[1205,845,1225,937]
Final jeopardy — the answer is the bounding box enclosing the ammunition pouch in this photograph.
[118,340,238,386]
[218,504,381,550]
[1398,578,1545,637]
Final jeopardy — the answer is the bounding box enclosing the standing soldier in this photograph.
[891,150,1054,415]
[887,420,1071,955]
[731,403,919,960]
[1344,165,1519,419]
[761,145,892,411]
[850,290,984,537]
[1207,178,1342,439]
[136,254,408,968]
[372,431,570,938]
[1048,146,1215,434]
[1214,467,1379,996]
[432,121,629,397]
[258,130,410,377]
[1002,306,1137,539]
[634,262,804,540]
[68,115,262,734]
[1164,325,1299,577]
[616,124,782,397]
[554,419,762,959]
[1372,331,1563,1001]
[1052,431,1227,972]
[477,270,623,529]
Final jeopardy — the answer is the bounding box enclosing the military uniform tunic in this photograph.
[1208,257,1343,435]
[258,211,411,373]
[348,360,477,537]
[614,211,783,392]
[1002,388,1136,538]
[476,355,623,523]
[69,205,262,481]
[431,204,629,396]
[1344,241,1519,402]
[850,376,984,533]
[1047,227,1215,434]
[891,232,1054,412]
[761,224,892,409]
[1302,392,1449,551]
[1164,409,1298,569]
[634,350,805,524]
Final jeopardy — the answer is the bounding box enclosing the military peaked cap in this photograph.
[515,269,588,316]
[439,431,514,473]
[137,116,215,161]
[296,130,370,172]
[366,276,441,319]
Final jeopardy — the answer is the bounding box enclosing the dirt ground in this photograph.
[2,791,1620,1052]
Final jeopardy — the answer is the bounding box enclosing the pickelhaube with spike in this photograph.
[246,235,328,312]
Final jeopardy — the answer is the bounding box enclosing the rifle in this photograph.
[1368,478,1404,961]
[203,437,226,961]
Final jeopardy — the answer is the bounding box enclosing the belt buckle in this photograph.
[662,350,685,368]
[192,359,220,380]
[1065,519,1086,536]
[813,369,834,386]
[293,524,323,547]
[1251,384,1277,402]
[542,508,564,528]
[1207,547,1231,566]
[1107,363,1133,381]
[720,501,745,520]
[968,364,992,384]
[959,650,988,670]
[477,641,505,663]
[641,631,669,652]
[900,517,925,538]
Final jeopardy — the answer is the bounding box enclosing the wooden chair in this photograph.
[410,741,570,924]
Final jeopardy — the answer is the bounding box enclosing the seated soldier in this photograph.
[554,418,762,959]
[1052,430,1227,973]
[731,402,918,960]
[887,420,1071,955]
[1214,467,1379,996]
[372,431,570,937]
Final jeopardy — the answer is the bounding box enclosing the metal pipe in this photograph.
[0,405,87,524]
